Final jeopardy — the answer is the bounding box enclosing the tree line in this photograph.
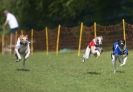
[0,0,133,30]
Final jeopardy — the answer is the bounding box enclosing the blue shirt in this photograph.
[112,41,128,55]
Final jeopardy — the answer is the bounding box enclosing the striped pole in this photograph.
[122,19,126,43]
[94,22,97,37]
[78,22,83,56]
[56,24,61,55]
[45,27,49,55]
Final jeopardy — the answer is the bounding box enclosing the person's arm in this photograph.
[3,19,8,27]
[3,13,8,27]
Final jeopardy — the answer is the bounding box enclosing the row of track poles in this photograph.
[77,19,127,56]
[1,19,126,56]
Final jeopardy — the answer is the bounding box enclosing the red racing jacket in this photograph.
[88,41,96,48]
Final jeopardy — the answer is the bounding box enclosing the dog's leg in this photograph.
[120,56,127,66]
[96,51,100,58]
[112,54,116,73]
[82,46,90,62]
[113,63,116,74]
[91,47,100,58]
[24,45,30,60]
[15,48,21,61]
[23,58,26,67]
[15,53,20,62]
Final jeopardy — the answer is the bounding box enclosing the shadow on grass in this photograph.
[16,68,30,72]
[116,70,125,73]
[87,71,101,75]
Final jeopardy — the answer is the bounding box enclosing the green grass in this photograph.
[0,51,133,92]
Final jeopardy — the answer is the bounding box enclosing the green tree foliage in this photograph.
[0,0,133,29]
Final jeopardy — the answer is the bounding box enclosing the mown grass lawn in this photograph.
[0,51,133,92]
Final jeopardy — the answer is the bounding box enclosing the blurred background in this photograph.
[0,0,133,30]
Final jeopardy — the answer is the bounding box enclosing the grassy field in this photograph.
[0,51,133,92]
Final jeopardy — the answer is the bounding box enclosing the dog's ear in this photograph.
[123,40,125,44]
[25,35,28,39]
[19,35,24,39]
[102,36,103,40]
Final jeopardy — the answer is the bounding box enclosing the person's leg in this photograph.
[9,33,13,54]
[12,33,16,46]
[10,28,18,45]
[10,28,18,53]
